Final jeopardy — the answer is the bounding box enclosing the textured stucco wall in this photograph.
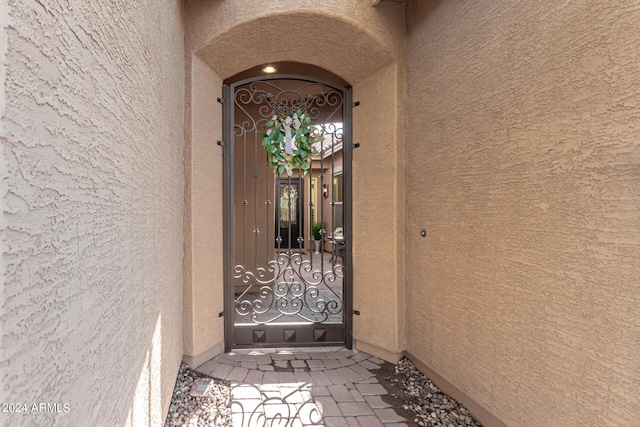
[405,1,640,425]
[353,63,406,359]
[184,0,406,359]
[183,56,224,365]
[185,0,403,84]
[0,1,185,426]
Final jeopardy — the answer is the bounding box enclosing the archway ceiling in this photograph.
[196,12,394,85]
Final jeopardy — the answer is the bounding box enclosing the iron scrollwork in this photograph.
[234,251,343,324]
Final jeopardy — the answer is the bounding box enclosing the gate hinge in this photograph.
[218,311,224,317]
[217,140,224,146]
[217,97,224,104]
[353,101,360,107]
[353,310,361,315]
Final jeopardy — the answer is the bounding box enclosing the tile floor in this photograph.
[195,346,415,427]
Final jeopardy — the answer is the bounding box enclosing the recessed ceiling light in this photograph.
[262,66,277,74]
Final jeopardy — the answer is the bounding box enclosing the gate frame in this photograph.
[222,74,353,351]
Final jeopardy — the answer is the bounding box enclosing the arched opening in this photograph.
[184,6,406,366]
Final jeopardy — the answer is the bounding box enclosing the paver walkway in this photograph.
[196,346,414,427]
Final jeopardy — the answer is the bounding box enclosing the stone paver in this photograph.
[231,385,262,400]
[274,360,289,369]
[291,359,307,368]
[309,370,333,387]
[350,389,365,402]
[207,362,233,380]
[355,383,387,396]
[325,368,349,385]
[258,364,275,371]
[310,386,331,397]
[374,408,408,423]
[336,366,365,382]
[328,384,354,402]
[359,359,381,370]
[306,359,325,368]
[243,369,264,385]
[255,354,272,364]
[241,361,258,369]
[357,415,384,427]
[278,372,296,384]
[314,396,342,417]
[349,363,375,379]
[294,370,313,386]
[339,358,356,367]
[295,352,311,360]
[364,395,392,408]
[197,346,411,427]
[346,417,360,427]
[324,417,350,427]
[227,367,249,382]
[338,401,375,417]
[323,359,342,369]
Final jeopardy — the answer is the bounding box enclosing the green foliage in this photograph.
[261,109,321,176]
[311,221,323,240]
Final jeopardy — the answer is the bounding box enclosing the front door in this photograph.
[222,75,353,349]
[275,179,303,249]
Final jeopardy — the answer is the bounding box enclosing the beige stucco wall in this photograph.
[0,1,185,426]
[183,55,225,366]
[353,63,406,360]
[185,0,403,84]
[405,1,640,426]
[184,0,406,361]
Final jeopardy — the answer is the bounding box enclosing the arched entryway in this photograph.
[222,66,354,349]
[183,4,406,366]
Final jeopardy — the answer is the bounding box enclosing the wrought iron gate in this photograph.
[223,75,353,349]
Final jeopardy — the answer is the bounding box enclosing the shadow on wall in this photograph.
[124,314,164,426]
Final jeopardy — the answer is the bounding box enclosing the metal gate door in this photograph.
[222,75,353,350]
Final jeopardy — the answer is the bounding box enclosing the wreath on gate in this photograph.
[262,109,322,176]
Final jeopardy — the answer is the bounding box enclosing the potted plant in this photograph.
[312,221,323,254]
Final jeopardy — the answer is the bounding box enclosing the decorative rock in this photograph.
[393,358,482,427]
[164,363,231,426]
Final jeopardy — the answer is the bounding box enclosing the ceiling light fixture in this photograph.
[262,65,277,74]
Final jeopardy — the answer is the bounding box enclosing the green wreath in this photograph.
[262,109,321,176]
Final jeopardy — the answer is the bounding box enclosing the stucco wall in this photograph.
[185,0,403,85]
[353,63,405,360]
[183,56,224,366]
[0,1,185,426]
[405,1,640,425]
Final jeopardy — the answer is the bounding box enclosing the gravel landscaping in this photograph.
[385,358,482,427]
[164,363,231,427]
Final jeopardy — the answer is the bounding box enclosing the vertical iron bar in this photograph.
[243,130,247,267]
[298,175,303,256]
[343,88,353,349]
[319,127,325,270]
[254,123,259,267]
[330,128,336,268]
[276,178,282,252]
[309,177,312,264]
[287,175,292,251]
[222,84,234,352]
[266,144,270,266]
